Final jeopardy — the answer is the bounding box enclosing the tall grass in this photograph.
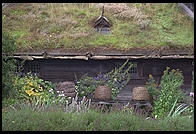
[2,104,194,131]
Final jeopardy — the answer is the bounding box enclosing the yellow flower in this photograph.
[25,90,34,96]
[40,86,43,91]
[29,82,33,86]
[149,74,153,78]
[33,92,40,96]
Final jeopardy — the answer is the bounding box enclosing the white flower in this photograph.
[155,115,158,119]
[190,92,194,97]
[58,94,65,97]
[145,117,150,120]
[57,91,60,93]
[68,97,71,99]
[49,89,53,93]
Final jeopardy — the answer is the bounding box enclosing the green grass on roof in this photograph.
[2,3,194,52]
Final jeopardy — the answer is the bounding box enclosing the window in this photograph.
[24,61,40,76]
[96,27,110,34]
[130,64,140,79]
[130,67,138,74]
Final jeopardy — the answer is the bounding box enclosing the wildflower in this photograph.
[149,74,153,78]
[190,92,194,97]
[39,86,43,91]
[58,94,65,97]
[25,90,34,96]
[94,77,98,81]
[12,121,15,123]
[29,82,33,86]
[155,115,158,119]
[146,117,150,120]
[49,89,53,93]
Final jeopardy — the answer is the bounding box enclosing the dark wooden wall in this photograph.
[20,58,193,91]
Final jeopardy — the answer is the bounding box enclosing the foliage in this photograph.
[64,93,91,113]
[75,60,135,100]
[2,31,17,98]
[182,104,194,118]
[145,74,160,105]
[152,67,185,119]
[2,105,194,131]
[12,73,57,104]
[167,97,189,117]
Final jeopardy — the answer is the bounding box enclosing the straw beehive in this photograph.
[132,86,150,101]
[94,85,111,101]
[56,81,76,98]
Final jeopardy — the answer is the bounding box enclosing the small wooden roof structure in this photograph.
[93,6,111,28]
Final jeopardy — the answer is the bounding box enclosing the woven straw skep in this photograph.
[132,86,150,101]
[56,81,75,90]
[56,81,76,98]
[94,85,111,101]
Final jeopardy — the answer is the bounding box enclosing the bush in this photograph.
[12,73,57,104]
[75,60,135,100]
[145,74,160,105]
[152,67,185,119]
[2,31,16,98]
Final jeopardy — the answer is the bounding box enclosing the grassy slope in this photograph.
[2,3,194,52]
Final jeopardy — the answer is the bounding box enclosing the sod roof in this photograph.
[2,3,194,56]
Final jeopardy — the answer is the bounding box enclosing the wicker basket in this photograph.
[132,86,150,101]
[94,85,111,101]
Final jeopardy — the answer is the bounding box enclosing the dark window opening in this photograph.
[130,67,138,74]
[96,27,110,34]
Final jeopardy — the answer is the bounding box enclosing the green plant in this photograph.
[13,72,57,104]
[152,67,184,119]
[167,97,189,117]
[75,60,134,100]
[2,105,194,131]
[64,93,91,113]
[145,74,160,105]
[2,31,17,98]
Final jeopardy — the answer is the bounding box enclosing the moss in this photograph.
[2,3,194,52]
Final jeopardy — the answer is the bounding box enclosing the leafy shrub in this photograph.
[152,67,185,119]
[145,74,160,104]
[2,31,16,98]
[13,73,57,104]
[75,60,135,100]
[167,97,189,117]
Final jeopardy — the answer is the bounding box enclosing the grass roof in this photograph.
[2,3,194,53]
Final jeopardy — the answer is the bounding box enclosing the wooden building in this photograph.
[14,50,194,93]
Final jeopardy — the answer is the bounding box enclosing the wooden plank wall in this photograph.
[22,58,193,90]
